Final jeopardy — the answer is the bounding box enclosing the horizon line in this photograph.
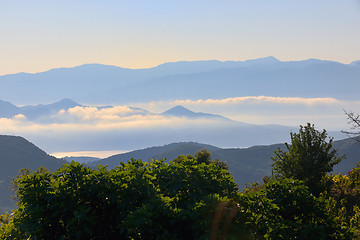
[1,56,358,77]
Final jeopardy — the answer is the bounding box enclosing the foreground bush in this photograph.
[0,155,240,240]
[238,178,351,239]
[1,140,359,239]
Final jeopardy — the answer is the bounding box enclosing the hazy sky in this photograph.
[1,0,360,75]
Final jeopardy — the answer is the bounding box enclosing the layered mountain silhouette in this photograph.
[0,99,233,121]
[0,135,66,213]
[0,99,301,151]
[0,100,18,118]
[20,98,80,120]
[0,98,81,120]
[0,57,359,104]
[0,99,347,153]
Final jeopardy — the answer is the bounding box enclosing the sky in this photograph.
[0,1,360,155]
[1,0,360,75]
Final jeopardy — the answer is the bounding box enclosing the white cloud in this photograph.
[1,96,357,134]
[0,110,221,134]
[135,96,343,112]
[64,106,140,122]
[134,96,360,131]
[173,96,340,106]
[13,114,26,120]
[0,96,357,153]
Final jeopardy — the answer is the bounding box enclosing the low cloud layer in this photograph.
[135,96,359,129]
[173,96,340,105]
[0,96,356,153]
[136,96,343,115]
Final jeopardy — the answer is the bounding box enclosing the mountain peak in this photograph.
[56,98,80,106]
[44,63,129,74]
[243,56,280,65]
[260,56,279,61]
[162,105,195,116]
[161,105,232,121]
[43,98,81,110]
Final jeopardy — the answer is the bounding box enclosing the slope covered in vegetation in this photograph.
[0,136,65,213]
[1,124,360,239]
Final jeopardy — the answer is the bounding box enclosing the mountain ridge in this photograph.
[0,99,235,122]
[1,57,359,104]
[0,57,346,77]
[89,138,360,189]
[0,135,66,213]
[161,105,232,121]
[0,98,82,120]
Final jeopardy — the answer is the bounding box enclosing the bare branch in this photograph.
[342,110,360,142]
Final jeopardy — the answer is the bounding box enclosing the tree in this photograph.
[195,148,211,164]
[172,149,228,170]
[153,152,238,239]
[342,110,360,142]
[271,123,343,195]
[237,178,350,239]
[5,145,357,239]
[0,152,239,240]
[328,164,360,237]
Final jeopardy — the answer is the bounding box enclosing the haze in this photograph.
[0,1,359,155]
[1,0,360,75]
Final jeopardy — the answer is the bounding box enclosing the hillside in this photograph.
[89,142,220,169]
[91,138,360,189]
[92,142,286,188]
[1,135,359,213]
[332,137,360,173]
[0,135,66,213]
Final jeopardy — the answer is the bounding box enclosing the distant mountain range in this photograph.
[0,99,230,122]
[0,57,359,104]
[63,156,100,164]
[0,98,81,121]
[0,98,347,152]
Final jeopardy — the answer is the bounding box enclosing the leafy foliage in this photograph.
[326,163,360,237]
[271,123,343,195]
[0,151,239,240]
[238,178,349,239]
[1,131,360,239]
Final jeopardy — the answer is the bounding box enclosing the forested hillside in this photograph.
[0,136,65,213]
[92,138,360,189]
[1,133,359,215]
[1,124,360,239]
